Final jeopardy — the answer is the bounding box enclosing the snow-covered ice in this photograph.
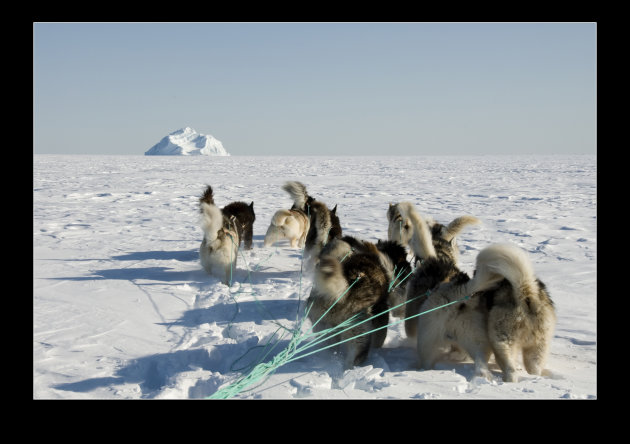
[145,127,230,156]
[33,154,596,399]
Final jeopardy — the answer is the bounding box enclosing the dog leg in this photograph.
[347,335,371,369]
[299,230,307,248]
[388,288,406,318]
[340,313,372,369]
[263,225,278,247]
[370,299,390,349]
[416,321,443,370]
[458,337,492,380]
[522,342,549,376]
[243,226,253,250]
[404,293,428,339]
[290,236,299,248]
[492,342,518,382]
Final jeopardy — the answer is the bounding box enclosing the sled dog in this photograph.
[222,200,255,250]
[282,181,342,264]
[400,203,480,339]
[318,235,412,317]
[263,208,310,248]
[198,185,240,285]
[306,237,409,368]
[387,202,479,265]
[415,243,556,382]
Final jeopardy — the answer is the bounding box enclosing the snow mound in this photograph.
[145,127,230,156]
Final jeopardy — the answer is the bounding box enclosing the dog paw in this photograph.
[502,372,518,383]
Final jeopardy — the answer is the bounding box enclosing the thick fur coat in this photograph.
[198,185,240,285]
[306,237,409,369]
[263,208,310,248]
[222,201,256,250]
[282,181,342,265]
[387,201,479,265]
[397,202,480,338]
[415,243,556,382]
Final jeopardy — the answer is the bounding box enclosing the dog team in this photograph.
[198,181,556,383]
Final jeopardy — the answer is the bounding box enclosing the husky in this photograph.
[198,185,240,285]
[222,201,255,250]
[306,236,410,368]
[388,202,436,249]
[415,243,556,382]
[282,181,342,265]
[263,208,310,248]
[399,202,480,339]
[387,202,479,265]
[376,239,413,318]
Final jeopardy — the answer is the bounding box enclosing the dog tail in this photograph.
[405,203,437,260]
[442,215,481,242]
[269,209,291,227]
[313,255,348,305]
[468,243,539,299]
[199,185,215,209]
[282,181,310,211]
[199,201,224,243]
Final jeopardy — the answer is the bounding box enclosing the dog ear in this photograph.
[249,201,254,208]
[331,204,337,215]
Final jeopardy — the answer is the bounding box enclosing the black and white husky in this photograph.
[282,181,342,265]
[415,243,556,382]
[198,185,240,285]
[306,237,409,369]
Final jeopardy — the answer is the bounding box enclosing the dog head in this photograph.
[387,203,414,247]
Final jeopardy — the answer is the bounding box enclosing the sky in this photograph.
[33,22,596,156]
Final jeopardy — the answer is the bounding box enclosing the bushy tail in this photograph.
[405,203,437,260]
[200,202,224,243]
[199,185,215,208]
[270,209,291,227]
[442,215,481,242]
[282,181,310,211]
[313,255,348,305]
[468,243,538,299]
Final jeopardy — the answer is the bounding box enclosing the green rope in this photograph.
[339,247,354,263]
[288,292,471,364]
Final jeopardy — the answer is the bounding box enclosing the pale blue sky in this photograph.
[33,22,596,155]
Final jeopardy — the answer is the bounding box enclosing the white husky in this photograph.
[263,208,310,248]
[198,186,239,285]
